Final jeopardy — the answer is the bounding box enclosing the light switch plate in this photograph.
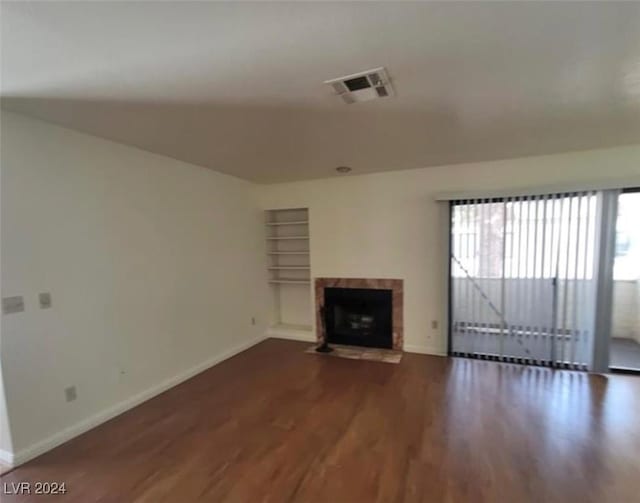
[39,292,52,309]
[2,296,25,315]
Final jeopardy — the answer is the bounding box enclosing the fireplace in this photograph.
[325,288,392,349]
[315,278,403,350]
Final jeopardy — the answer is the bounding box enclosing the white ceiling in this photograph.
[2,1,640,183]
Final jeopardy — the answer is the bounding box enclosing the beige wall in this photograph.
[0,112,269,464]
[257,144,640,354]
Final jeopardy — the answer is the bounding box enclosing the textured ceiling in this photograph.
[2,1,640,183]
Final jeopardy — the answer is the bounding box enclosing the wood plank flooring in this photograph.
[2,338,640,502]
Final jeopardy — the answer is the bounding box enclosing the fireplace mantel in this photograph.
[315,277,404,350]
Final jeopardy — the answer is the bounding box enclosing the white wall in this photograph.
[0,139,13,463]
[0,111,269,463]
[0,368,12,464]
[257,145,640,355]
[637,280,640,343]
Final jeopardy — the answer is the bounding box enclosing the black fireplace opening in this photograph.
[324,287,392,349]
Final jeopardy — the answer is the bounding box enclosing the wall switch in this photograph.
[39,292,52,309]
[431,320,439,329]
[65,386,77,402]
[2,296,25,315]
[251,317,256,325]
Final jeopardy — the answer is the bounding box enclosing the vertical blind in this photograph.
[450,192,599,370]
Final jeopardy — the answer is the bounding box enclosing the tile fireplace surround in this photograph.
[315,278,404,351]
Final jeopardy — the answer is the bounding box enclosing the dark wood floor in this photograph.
[3,338,640,502]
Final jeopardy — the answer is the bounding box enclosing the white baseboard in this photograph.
[11,335,266,467]
[266,324,315,342]
[0,449,13,467]
[269,333,316,342]
[404,344,447,356]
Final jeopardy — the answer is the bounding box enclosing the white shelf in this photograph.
[268,266,310,270]
[266,221,309,226]
[267,250,309,255]
[266,208,312,329]
[266,236,309,240]
[269,279,311,285]
[267,323,314,342]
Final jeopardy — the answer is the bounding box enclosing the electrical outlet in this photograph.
[39,292,52,309]
[64,386,77,402]
[2,296,25,315]
[431,320,439,330]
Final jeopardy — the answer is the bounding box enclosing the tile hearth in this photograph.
[305,344,402,364]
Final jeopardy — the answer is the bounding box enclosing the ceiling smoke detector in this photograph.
[324,67,394,104]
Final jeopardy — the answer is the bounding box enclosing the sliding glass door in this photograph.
[450,193,599,369]
[609,189,640,372]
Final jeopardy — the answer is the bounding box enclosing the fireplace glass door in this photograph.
[325,287,392,349]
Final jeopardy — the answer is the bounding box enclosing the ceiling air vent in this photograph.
[324,67,394,104]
